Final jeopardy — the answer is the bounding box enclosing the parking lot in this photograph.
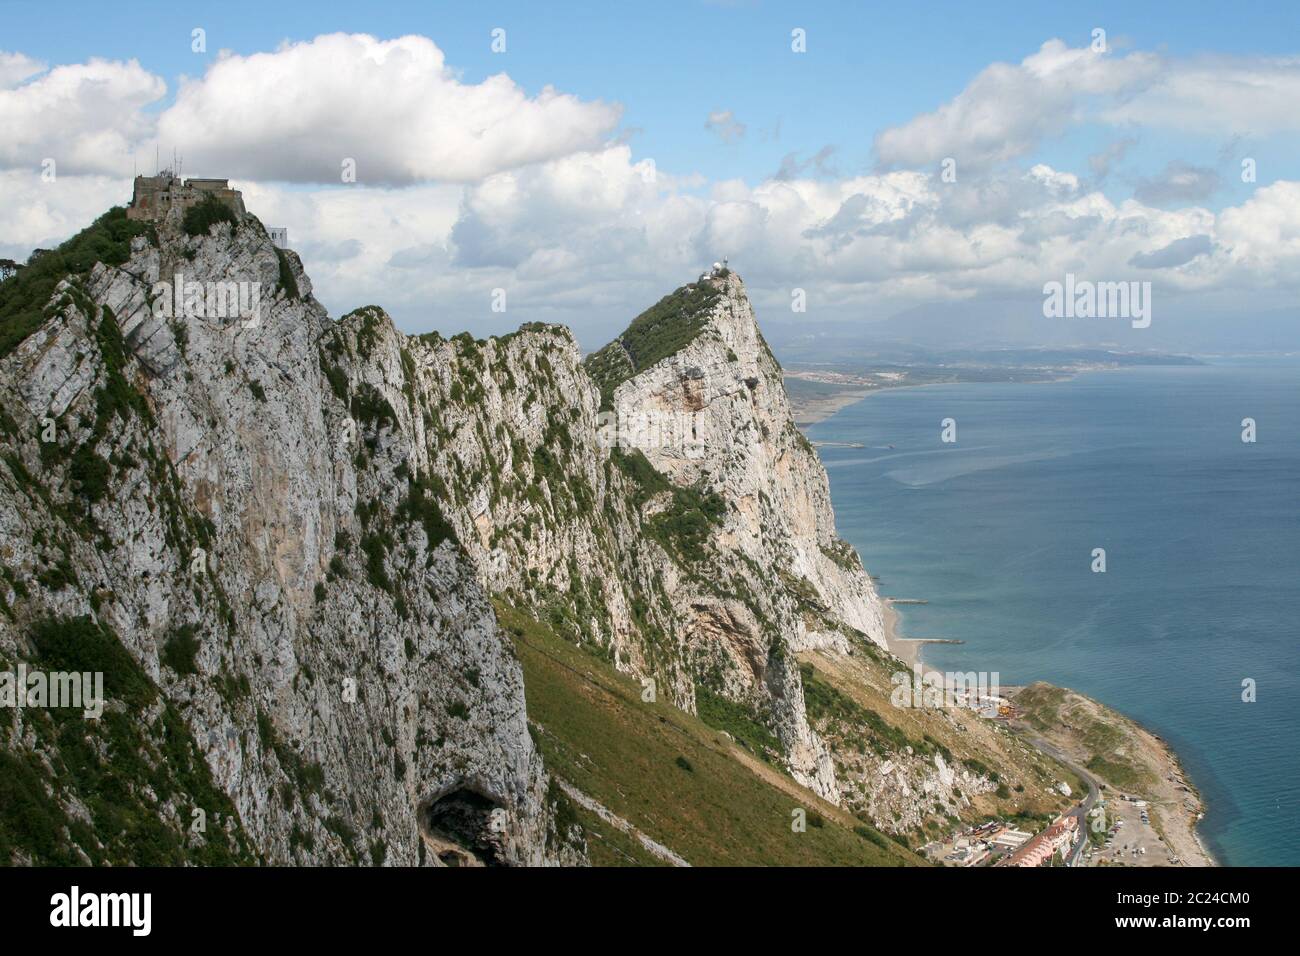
[1083,797,1181,866]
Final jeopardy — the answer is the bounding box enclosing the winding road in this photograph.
[1022,733,1101,866]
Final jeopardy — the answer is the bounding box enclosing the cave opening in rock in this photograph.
[423,788,506,867]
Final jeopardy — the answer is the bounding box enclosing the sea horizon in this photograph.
[808,359,1300,867]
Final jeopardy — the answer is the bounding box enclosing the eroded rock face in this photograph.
[313,271,885,804]
[0,217,556,865]
[309,272,889,804]
[601,273,888,800]
[611,273,887,651]
[2,210,887,863]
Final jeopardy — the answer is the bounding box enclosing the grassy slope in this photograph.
[1013,683,1156,793]
[0,208,153,359]
[799,646,1080,844]
[497,601,922,866]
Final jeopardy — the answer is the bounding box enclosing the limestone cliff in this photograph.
[0,207,568,865]
[320,269,893,803]
[582,271,891,798]
[0,201,998,865]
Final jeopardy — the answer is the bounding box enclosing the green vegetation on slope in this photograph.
[160,624,202,675]
[801,662,947,760]
[181,194,239,237]
[0,616,257,865]
[611,447,726,565]
[274,247,300,300]
[0,207,154,359]
[796,649,1076,844]
[1015,683,1154,792]
[397,472,458,558]
[584,280,723,409]
[497,600,923,866]
[693,686,782,762]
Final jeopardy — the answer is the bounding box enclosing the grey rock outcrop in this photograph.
[0,215,562,865]
[1,207,891,865]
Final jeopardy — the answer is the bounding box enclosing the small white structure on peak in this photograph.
[701,258,731,282]
[268,227,289,248]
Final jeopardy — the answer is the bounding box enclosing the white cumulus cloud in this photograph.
[0,51,45,89]
[155,33,622,184]
[0,57,164,175]
[873,40,1160,170]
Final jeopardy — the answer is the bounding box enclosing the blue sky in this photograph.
[5,1,1300,349]
[11,0,1300,201]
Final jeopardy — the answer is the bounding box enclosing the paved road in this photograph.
[1022,733,1100,867]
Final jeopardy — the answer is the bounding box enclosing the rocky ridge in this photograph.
[0,207,562,865]
[1,201,1066,864]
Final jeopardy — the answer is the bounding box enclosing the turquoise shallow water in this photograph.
[806,361,1300,867]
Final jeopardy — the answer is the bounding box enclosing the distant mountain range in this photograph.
[760,298,1300,361]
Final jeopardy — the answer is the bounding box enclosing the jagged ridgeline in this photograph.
[584,279,724,410]
[0,193,1078,866]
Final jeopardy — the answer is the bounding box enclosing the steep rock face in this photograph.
[316,311,692,705]
[311,272,893,803]
[1,204,895,854]
[584,273,890,799]
[330,269,888,802]
[0,212,563,865]
[607,272,888,654]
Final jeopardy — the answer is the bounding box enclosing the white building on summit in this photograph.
[701,257,730,281]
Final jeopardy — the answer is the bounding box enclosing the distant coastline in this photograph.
[789,370,1076,427]
[786,352,1204,427]
[819,369,1217,868]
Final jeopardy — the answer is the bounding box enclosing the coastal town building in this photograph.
[989,827,1033,850]
[951,687,1010,717]
[928,820,1041,866]
[1004,816,1079,867]
[948,844,990,867]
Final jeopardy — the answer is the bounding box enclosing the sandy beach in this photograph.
[879,595,922,672]
[790,385,879,427]
[787,368,1086,428]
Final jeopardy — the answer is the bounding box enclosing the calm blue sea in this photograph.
[807,361,1300,867]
